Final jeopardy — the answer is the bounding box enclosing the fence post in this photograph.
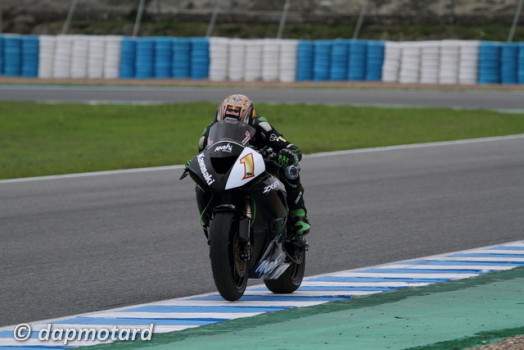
[133,0,146,37]
[61,0,78,35]
[277,0,291,39]
[206,0,221,37]
[508,0,524,42]
[352,0,368,39]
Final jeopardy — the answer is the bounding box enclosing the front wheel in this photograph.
[264,247,306,294]
[209,212,248,301]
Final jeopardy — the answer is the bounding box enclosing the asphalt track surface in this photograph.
[1,84,524,109]
[1,135,523,327]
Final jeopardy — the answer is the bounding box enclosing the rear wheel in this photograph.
[264,245,306,294]
[209,212,248,301]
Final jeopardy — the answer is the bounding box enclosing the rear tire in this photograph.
[209,212,248,301]
[264,248,306,294]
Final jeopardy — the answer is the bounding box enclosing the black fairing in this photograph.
[187,119,255,193]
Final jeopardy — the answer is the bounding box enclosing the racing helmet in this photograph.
[216,94,255,124]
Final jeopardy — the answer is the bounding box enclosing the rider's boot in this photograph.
[289,207,310,250]
[283,175,310,249]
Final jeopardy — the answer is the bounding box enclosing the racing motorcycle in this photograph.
[180,118,306,301]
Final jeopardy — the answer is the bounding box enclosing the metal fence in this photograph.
[0,0,523,41]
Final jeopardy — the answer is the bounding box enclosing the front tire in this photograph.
[264,248,306,294]
[209,212,248,301]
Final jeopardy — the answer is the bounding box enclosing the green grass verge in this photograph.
[2,101,524,179]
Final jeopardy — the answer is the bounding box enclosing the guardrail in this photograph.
[0,34,523,85]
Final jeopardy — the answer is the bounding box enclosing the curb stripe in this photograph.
[53,318,224,326]
[402,260,524,266]
[451,253,524,259]
[307,276,450,283]
[121,306,289,313]
[358,268,505,274]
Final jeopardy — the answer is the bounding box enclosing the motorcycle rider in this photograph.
[195,94,311,244]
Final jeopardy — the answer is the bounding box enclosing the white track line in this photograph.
[2,134,523,184]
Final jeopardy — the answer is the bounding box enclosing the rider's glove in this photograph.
[276,148,298,168]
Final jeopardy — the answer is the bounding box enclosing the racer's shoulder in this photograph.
[252,114,273,132]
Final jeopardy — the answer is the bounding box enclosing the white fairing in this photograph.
[225,147,265,190]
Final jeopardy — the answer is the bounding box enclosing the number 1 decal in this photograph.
[240,153,255,180]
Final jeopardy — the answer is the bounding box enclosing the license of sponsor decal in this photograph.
[197,154,215,185]
[214,143,233,153]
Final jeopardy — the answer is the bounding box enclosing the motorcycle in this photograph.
[180,118,306,301]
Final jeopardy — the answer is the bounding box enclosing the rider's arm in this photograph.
[198,121,217,152]
[253,116,302,161]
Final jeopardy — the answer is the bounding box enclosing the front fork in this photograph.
[238,197,252,261]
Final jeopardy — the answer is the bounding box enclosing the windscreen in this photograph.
[207,119,255,147]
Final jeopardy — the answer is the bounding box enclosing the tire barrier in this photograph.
[348,40,367,81]
[119,38,136,79]
[244,40,263,82]
[501,43,519,84]
[191,38,209,80]
[382,41,402,83]
[262,39,280,82]
[478,42,502,84]
[439,40,461,85]
[71,35,89,79]
[419,41,440,84]
[21,36,39,77]
[330,40,349,81]
[399,42,421,84]
[279,40,298,83]
[3,35,22,77]
[0,35,4,75]
[296,40,314,81]
[459,41,479,85]
[172,38,192,79]
[519,43,524,84]
[366,41,384,81]
[154,37,172,79]
[313,40,331,81]
[1,34,523,85]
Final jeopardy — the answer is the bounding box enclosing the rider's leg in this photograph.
[281,168,310,236]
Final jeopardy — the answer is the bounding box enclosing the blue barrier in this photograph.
[366,41,384,81]
[296,40,314,81]
[4,36,22,76]
[348,40,367,81]
[190,38,209,79]
[330,40,349,81]
[313,40,331,81]
[155,37,172,78]
[478,41,501,84]
[135,38,155,79]
[501,43,519,84]
[172,38,191,78]
[0,35,4,75]
[519,43,524,84]
[119,37,136,79]
[21,36,39,77]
